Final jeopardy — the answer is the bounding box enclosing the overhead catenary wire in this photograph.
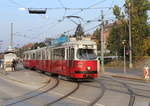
[14,20,62,40]
[7,0,114,32]
[14,34,42,40]
[84,24,100,33]
[8,0,26,7]
[16,14,103,40]
[27,7,113,11]
[7,0,117,43]
[70,0,112,16]
[7,0,114,33]
[20,16,103,39]
[57,0,65,8]
[63,17,101,34]
[8,0,113,10]
[19,21,53,32]
[90,0,110,8]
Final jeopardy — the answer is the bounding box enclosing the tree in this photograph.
[32,42,46,49]
[93,28,101,50]
[125,0,150,56]
[108,0,150,57]
[107,22,128,56]
[108,5,128,56]
[142,37,150,56]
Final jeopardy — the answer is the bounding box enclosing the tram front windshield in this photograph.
[77,49,97,60]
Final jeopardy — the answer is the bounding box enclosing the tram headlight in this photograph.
[86,66,91,70]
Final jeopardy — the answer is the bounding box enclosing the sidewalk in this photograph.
[0,64,51,86]
[102,67,150,82]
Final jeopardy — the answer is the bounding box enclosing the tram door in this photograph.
[67,47,74,76]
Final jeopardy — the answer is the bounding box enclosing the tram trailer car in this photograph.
[23,39,98,79]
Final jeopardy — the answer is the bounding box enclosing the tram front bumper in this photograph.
[74,71,98,78]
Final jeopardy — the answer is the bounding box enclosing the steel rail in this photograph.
[88,79,105,106]
[5,78,59,106]
[100,77,150,98]
[44,82,80,106]
[102,76,136,106]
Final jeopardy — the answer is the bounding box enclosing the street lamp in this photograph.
[122,40,127,74]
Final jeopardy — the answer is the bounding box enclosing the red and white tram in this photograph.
[23,37,98,79]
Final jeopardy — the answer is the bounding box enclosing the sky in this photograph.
[0,0,125,51]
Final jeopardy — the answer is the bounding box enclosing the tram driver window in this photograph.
[77,49,97,60]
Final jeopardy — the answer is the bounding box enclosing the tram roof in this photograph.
[24,47,47,54]
[24,38,96,54]
[63,39,96,45]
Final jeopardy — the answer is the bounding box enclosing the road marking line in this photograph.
[50,91,105,106]
[0,72,51,86]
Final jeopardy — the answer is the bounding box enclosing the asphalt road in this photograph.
[105,68,143,77]
[0,67,149,106]
[0,77,34,104]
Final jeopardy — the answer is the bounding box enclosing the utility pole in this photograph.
[128,2,133,68]
[10,23,13,50]
[100,10,104,73]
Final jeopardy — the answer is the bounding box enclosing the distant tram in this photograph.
[23,37,98,80]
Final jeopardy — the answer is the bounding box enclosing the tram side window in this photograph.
[40,51,42,60]
[36,52,38,60]
[35,52,37,60]
[53,49,57,60]
[48,48,51,60]
[53,48,65,60]
[70,48,74,60]
[33,53,35,60]
[26,54,29,60]
[37,52,41,60]
[27,54,30,60]
[30,54,32,60]
[45,49,48,60]
[42,51,45,60]
[61,48,65,60]
[67,49,69,60]
[29,54,31,60]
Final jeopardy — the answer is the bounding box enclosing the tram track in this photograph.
[122,83,135,106]
[88,79,105,106]
[81,77,136,106]
[100,77,150,98]
[100,76,136,106]
[4,78,59,106]
[44,82,80,106]
[101,76,150,88]
[3,75,149,106]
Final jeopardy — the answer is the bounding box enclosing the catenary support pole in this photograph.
[100,10,104,73]
[10,23,13,49]
[128,3,133,68]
